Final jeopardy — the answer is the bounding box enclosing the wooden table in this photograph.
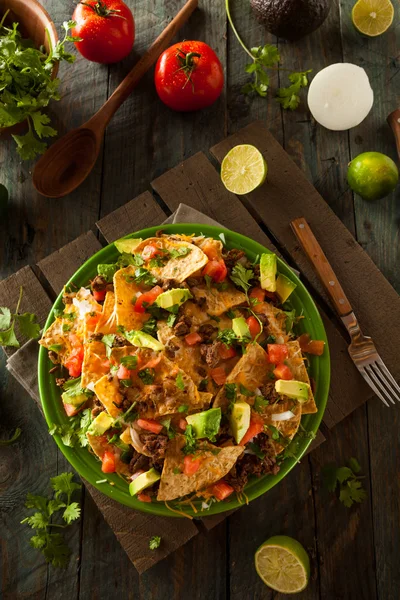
[1,1,399,598]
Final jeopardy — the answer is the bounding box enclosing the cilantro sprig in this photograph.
[0,286,41,348]
[20,472,81,568]
[230,263,253,303]
[149,535,161,550]
[225,0,311,108]
[322,458,367,508]
[49,408,92,448]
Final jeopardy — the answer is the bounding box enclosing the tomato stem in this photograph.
[175,49,201,92]
[79,1,126,19]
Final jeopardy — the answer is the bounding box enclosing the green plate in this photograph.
[38,224,330,517]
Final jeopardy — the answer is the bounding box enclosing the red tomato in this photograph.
[298,333,325,356]
[72,0,135,64]
[86,312,100,329]
[101,451,116,473]
[64,336,84,377]
[202,259,228,283]
[141,243,163,261]
[63,403,83,417]
[208,480,234,501]
[185,332,202,346]
[200,239,221,260]
[137,418,163,434]
[273,363,293,380]
[117,364,131,380]
[246,316,262,339]
[210,366,227,386]
[183,455,202,476]
[249,287,266,303]
[137,493,152,503]
[219,344,237,360]
[154,41,224,112]
[267,344,288,364]
[134,286,163,313]
[240,416,264,446]
[178,418,187,431]
[93,289,106,302]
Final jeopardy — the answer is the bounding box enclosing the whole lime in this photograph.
[347,151,398,201]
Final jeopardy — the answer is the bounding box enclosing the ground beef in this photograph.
[48,350,60,365]
[193,295,206,307]
[226,435,279,493]
[112,335,132,347]
[223,248,246,270]
[91,275,108,292]
[165,339,179,359]
[88,332,103,342]
[200,341,222,368]
[196,365,207,378]
[198,323,218,343]
[259,382,281,404]
[141,433,168,462]
[187,277,201,287]
[62,292,76,305]
[173,315,191,337]
[129,451,151,474]
[55,377,66,387]
[91,396,103,418]
[257,313,269,327]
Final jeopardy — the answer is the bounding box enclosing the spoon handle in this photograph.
[387,108,400,161]
[88,0,198,129]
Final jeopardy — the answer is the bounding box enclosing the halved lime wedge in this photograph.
[221,144,267,195]
[255,535,310,594]
[352,0,394,37]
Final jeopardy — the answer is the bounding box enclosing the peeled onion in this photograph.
[308,63,374,131]
[271,410,295,421]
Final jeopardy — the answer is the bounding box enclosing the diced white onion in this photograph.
[255,388,263,396]
[202,501,210,510]
[271,410,295,421]
[219,233,226,244]
[86,381,95,392]
[276,335,285,344]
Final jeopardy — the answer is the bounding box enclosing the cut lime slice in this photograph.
[352,0,394,36]
[221,144,267,195]
[255,535,310,594]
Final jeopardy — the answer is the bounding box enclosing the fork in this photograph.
[291,217,400,407]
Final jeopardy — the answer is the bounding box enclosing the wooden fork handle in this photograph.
[291,217,353,317]
[387,109,400,161]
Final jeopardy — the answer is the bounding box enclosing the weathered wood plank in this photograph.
[96,192,167,243]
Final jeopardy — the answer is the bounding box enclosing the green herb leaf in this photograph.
[141,317,158,336]
[138,368,155,385]
[178,404,188,413]
[276,70,312,111]
[133,267,158,287]
[254,396,269,413]
[101,334,115,358]
[149,535,161,550]
[97,263,117,283]
[166,313,177,327]
[176,372,185,391]
[0,306,11,329]
[230,263,254,299]
[182,424,197,455]
[15,312,41,339]
[322,459,367,508]
[217,328,238,347]
[169,247,191,259]
[120,355,138,369]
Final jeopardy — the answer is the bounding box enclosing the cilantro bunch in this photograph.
[322,457,367,508]
[0,287,41,347]
[21,472,81,568]
[0,13,80,159]
[225,0,311,108]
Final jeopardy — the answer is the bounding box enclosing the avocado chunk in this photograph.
[156,288,193,312]
[275,380,310,402]
[88,411,114,436]
[186,407,222,441]
[114,238,142,254]
[129,468,161,496]
[123,329,164,351]
[229,402,251,444]
[61,391,88,407]
[260,253,277,292]
[276,273,297,303]
[232,317,251,341]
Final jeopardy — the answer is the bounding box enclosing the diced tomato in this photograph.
[210,366,227,386]
[208,480,234,501]
[219,344,237,360]
[201,239,221,260]
[249,287,265,303]
[142,355,161,369]
[101,451,116,473]
[137,418,163,434]
[63,403,83,417]
[246,316,262,339]
[93,289,106,302]
[298,333,325,356]
[64,352,83,378]
[141,243,163,261]
[137,493,152,503]
[240,416,264,446]
[202,259,228,283]
[183,455,202,476]
[185,332,202,346]
[179,418,187,431]
[86,312,100,329]
[101,359,111,370]
[273,363,293,380]
[117,364,132,380]
[267,344,288,364]
[134,285,163,313]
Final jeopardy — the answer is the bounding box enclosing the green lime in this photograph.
[352,0,394,37]
[254,535,310,594]
[347,151,399,200]
[221,144,267,195]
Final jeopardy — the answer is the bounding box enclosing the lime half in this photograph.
[352,0,394,37]
[255,535,310,594]
[347,151,398,200]
[221,144,267,195]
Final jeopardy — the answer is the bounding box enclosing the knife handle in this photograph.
[387,109,400,161]
[291,217,353,317]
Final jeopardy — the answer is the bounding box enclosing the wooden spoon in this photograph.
[387,108,400,161]
[33,0,198,198]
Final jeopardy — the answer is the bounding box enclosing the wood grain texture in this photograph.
[96,191,167,242]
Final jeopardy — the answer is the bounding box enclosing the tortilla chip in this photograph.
[81,340,109,390]
[190,283,246,317]
[286,341,317,414]
[157,435,244,501]
[95,291,117,335]
[86,433,131,477]
[93,375,123,418]
[134,237,208,283]
[114,266,150,331]
[262,401,302,454]
[253,301,289,342]
[157,321,205,385]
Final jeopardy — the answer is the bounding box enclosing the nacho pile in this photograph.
[41,232,324,509]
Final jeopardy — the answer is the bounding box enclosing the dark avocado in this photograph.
[250,0,331,41]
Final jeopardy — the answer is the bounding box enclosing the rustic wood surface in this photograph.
[0,0,399,599]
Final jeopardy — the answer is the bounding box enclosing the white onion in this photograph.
[254,388,263,396]
[308,63,373,131]
[86,381,95,392]
[275,335,285,344]
[271,410,295,422]
[201,501,210,510]
[129,423,152,457]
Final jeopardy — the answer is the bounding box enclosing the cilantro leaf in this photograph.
[182,424,197,455]
[169,247,192,259]
[230,264,254,299]
[101,334,115,358]
[133,267,158,287]
[217,328,238,347]
[149,535,161,550]
[141,317,157,336]
[120,355,138,369]
[138,368,155,385]
[321,458,367,508]
[0,306,11,329]
[15,312,41,339]
[0,324,19,347]
[176,372,185,391]
[0,287,41,347]
[348,457,361,474]
[51,472,81,499]
[63,502,81,525]
[97,263,117,283]
[276,70,312,111]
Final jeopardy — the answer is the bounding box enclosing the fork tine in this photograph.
[365,364,396,405]
[358,367,390,407]
[375,358,400,397]
[370,363,400,404]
